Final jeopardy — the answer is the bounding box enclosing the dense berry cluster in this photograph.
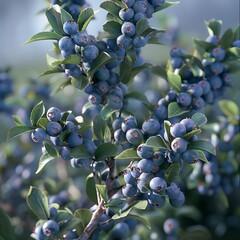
[0,70,13,113]
[50,0,88,20]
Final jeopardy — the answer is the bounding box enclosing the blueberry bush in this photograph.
[1,0,240,240]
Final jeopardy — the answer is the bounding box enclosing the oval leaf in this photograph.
[115,148,140,160]
[30,101,45,127]
[25,31,62,44]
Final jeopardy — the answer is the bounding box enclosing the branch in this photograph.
[77,201,105,240]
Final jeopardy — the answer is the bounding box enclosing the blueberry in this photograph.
[126,128,143,145]
[147,192,166,207]
[209,75,222,90]
[150,0,165,7]
[232,39,240,48]
[170,123,186,138]
[133,12,147,23]
[63,20,78,35]
[83,44,99,62]
[152,151,165,166]
[145,4,154,18]
[46,122,62,137]
[92,161,106,172]
[137,158,153,173]
[192,97,205,110]
[170,46,185,57]
[198,80,211,95]
[137,144,154,159]
[47,107,61,122]
[131,165,141,178]
[121,0,135,7]
[65,66,82,78]
[133,1,148,13]
[121,22,137,37]
[171,57,184,69]
[222,73,233,86]
[83,139,97,155]
[166,182,181,199]
[205,35,219,45]
[60,146,71,160]
[171,137,188,153]
[94,67,110,81]
[67,132,83,147]
[154,104,168,120]
[96,81,109,95]
[112,117,124,130]
[110,222,130,239]
[137,172,154,192]
[58,36,75,52]
[210,61,224,75]
[116,34,132,48]
[42,220,59,237]
[31,128,46,143]
[122,183,138,197]
[167,151,181,163]
[88,92,102,105]
[142,118,161,135]
[49,206,58,219]
[211,47,226,61]
[182,149,199,164]
[124,170,137,185]
[72,31,89,46]
[187,83,203,98]
[114,129,127,143]
[169,191,185,207]
[119,8,134,21]
[180,118,195,132]
[63,230,78,239]
[165,90,177,103]
[163,218,179,235]
[132,36,147,48]
[177,92,192,107]
[35,225,47,240]
[121,115,137,132]
[149,177,167,193]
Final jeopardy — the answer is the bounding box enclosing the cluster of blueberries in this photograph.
[0,71,13,113]
[119,117,199,208]
[160,38,240,118]
[50,0,88,20]
[192,123,239,196]
[31,106,98,166]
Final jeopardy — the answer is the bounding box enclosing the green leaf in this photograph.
[62,54,81,65]
[164,120,173,143]
[71,75,89,90]
[103,20,122,38]
[95,143,118,161]
[191,112,208,127]
[30,101,45,127]
[218,100,239,118]
[57,210,74,223]
[151,65,167,79]
[216,188,229,208]
[115,148,140,160]
[0,208,16,240]
[93,115,107,142]
[38,68,65,77]
[205,19,222,36]
[7,125,33,141]
[132,200,148,210]
[220,28,234,49]
[196,150,209,163]
[136,18,149,36]
[74,209,93,236]
[100,106,118,120]
[78,7,97,31]
[43,141,59,158]
[225,61,240,73]
[119,56,132,84]
[188,140,216,155]
[69,145,92,158]
[183,129,201,141]
[100,1,122,17]
[181,225,212,240]
[167,72,182,92]
[164,163,180,185]
[36,152,56,174]
[12,115,24,126]
[89,52,113,77]
[25,31,62,44]
[145,136,169,150]
[154,1,180,12]
[168,102,189,118]
[110,0,128,8]
[86,174,98,204]
[61,7,73,24]
[234,25,240,40]
[46,54,61,69]
[26,186,50,219]
[37,118,50,130]
[46,7,64,35]
[193,38,213,56]
[96,184,108,203]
